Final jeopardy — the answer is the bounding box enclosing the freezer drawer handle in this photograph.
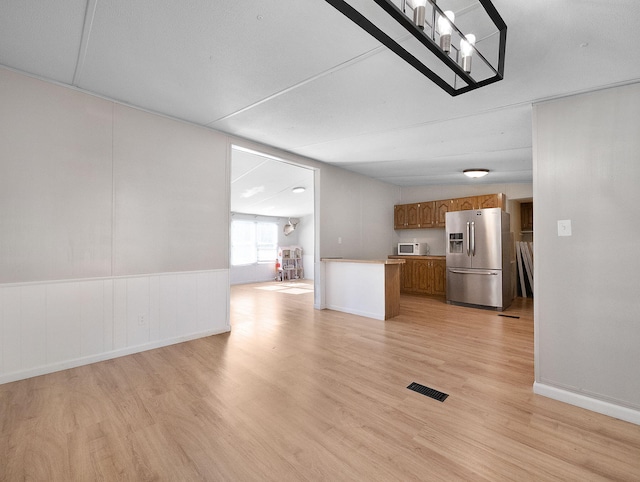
[448,269,498,275]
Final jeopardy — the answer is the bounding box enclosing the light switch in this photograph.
[557,220,572,236]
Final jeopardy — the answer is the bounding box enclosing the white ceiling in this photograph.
[2,0,640,215]
[231,147,314,218]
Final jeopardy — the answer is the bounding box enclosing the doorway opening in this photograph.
[229,145,315,294]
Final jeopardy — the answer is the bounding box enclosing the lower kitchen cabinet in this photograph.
[391,256,446,296]
[430,258,446,296]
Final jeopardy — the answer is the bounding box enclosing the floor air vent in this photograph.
[407,382,448,402]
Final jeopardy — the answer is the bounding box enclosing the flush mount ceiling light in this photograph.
[292,187,306,193]
[463,169,490,178]
[325,0,506,96]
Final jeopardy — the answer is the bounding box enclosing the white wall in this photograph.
[0,68,230,383]
[319,164,401,259]
[0,67,401,382]
[112,104,229,274]
[297,213,315,280]
[533,82,640,424]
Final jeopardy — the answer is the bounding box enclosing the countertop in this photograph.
[388,255,445,260]
[321,258,405,265]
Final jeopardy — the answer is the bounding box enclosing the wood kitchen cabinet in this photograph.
[394,202,431,229]
[453,193,504,211]
[399,259,415,291]
[414,258,446,296]
[430,258,446,296]
[414,260,431,293]
[406,203,420,228]
[521,202,533,231]
[477,193,504,209]
[454,196,477,211]
[394,204,407,229]
[389,256,446,296]
[419,201,435,227]
[433,199,451,227]
[394,194,505,229]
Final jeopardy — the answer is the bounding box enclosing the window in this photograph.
[256,222,278,262]
[231,220,278,266]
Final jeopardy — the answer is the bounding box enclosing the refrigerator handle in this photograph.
[471,221,475,256]
[466,222,470,256]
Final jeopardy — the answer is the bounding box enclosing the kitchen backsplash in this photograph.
[396,228,447,256]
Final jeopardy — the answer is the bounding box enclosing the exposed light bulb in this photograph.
[408,0,428,29]
[437,10,455,52]
[460,33,476,73]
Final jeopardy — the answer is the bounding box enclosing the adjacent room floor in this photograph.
[1,284,639,480]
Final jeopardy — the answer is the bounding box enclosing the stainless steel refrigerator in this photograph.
[445,207,511,311]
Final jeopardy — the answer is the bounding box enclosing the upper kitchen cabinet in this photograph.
[478,193,505,209]
[394,202,430,229]
[521,202,533,231]
[394,204,408,229]
[419,201,435,227]
[434,199,452,227]
[454,196,476,211]
[453,193,505,211]
[394,194,506,229]
[393,193,507,229]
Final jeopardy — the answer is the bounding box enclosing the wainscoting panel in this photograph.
[47,281,86,364]
[0,270,229,384]
[17,284,47,370]
[1,287,22,374]
[124,276,152,348]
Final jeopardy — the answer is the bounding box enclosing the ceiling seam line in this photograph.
[285,102,535,152]
[72,0,99,86]
[338,146,534,166]
[204,42,397,126]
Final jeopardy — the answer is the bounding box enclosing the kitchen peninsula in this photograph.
[320,258,405,320]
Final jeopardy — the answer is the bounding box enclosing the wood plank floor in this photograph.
[2,282,639,481]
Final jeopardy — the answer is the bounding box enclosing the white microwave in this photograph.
[398,242,429,256]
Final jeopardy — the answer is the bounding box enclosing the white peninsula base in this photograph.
[320,258,405,320]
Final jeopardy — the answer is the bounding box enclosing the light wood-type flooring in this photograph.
[1,282,639,480]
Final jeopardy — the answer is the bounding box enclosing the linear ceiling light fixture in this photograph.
[325,0,506,96]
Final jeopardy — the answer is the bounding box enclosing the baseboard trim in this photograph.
[323,304,385,321]
[533,382,640,426]
[0,326,230,385]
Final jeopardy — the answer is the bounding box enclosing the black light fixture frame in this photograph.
[325,0,507,96]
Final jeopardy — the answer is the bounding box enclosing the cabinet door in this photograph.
[455,196,477,211]
[394,204,408,229]
[477,193,504,210]
[406,203,420,228]
[431,259,446,296]
[419,202,435,228]
[401,259,414,291]
[413,260,430,294]
[521,202,533,231]
[434,199,451,227]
